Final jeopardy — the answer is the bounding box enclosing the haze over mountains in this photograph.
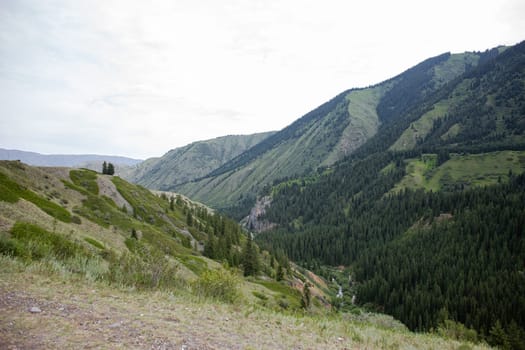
[0,148,142,168]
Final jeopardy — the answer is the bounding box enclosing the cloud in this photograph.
[0,0,524,158]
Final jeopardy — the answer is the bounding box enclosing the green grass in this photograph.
[1,222,89,261]
[432,52,480,86]
[392,151,525,193]
[391,100,450,151]
[177,254,209,275]
[84,237,105,250]
[0,172,72,223]
[69,169,99,195]
[252,279,302,310]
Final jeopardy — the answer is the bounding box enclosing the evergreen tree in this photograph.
[102,161,108,174]
[242,236,259,276]
[107,162,115,175]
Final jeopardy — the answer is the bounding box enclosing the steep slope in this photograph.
[256,41,525,346]
[176,51,489,211]
[0,160,325,313]
[121,132,274,189]
[0,148,142,167]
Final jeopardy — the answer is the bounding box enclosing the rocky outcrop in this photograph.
[243,196,276,233]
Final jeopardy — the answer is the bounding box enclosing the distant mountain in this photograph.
[121,132,275,189]
[0,148,142,168]
[174,49,497,211]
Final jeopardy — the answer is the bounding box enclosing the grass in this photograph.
[69,169,99,195]
[84,237,105,249]
[392,150,525,193]
[0,260,491,349]
[0,172,72,223]
[390,100,451,151]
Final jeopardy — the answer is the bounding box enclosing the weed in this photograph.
[192,268,240,303]
[84,237,105,250]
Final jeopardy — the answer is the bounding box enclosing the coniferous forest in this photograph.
[256,41,525,348]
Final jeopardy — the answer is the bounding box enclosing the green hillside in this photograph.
[175,50,490,213]
[255,41,525,348]
[121,132,275,190]
[0,160,483,349]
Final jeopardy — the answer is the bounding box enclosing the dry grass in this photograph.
[0,258,491,350]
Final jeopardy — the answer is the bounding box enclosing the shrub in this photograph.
[437,319,478,343]
[192,268,240,303]
[108,242,181,290]
[71,216,82,224]
[9,222,87,261]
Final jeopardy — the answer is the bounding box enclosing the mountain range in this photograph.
[0,148,142,168]
[2,40,524,348]
[121,40,525,347]
[124,46,509,213]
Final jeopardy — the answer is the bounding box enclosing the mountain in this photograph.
[174,49,501,212]
[256,41,525,347]
[121,132,275,189]
[0,148,142,168]
[0,160,476,349]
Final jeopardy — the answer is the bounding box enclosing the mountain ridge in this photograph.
[0,148,142,167]
[174,49,499,212]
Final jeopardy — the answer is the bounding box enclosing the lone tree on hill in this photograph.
[102,161,115,175]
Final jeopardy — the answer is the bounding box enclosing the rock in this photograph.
[29,306,42,313]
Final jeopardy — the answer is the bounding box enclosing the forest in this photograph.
[256,41,525,348]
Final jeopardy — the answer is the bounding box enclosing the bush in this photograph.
[437,319,478,343]
[107,242,181,290]
[192,268,240,303]
[8,222,87,261]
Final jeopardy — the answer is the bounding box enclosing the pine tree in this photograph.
[107,162,115,175]
[242,236,259,276]
[102,161,108,174]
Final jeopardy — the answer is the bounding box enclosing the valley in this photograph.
[2,40,525,349]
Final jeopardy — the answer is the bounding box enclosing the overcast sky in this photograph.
[1,0,524,159]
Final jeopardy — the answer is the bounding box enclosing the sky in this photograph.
[1,0,524,159]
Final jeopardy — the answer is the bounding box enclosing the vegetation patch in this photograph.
[84,237,105,250]
[1,222,88,261]
[0,172,71,223]
[107,242,182,290]
[392,151,525,193]
[69,169,99,195]
[177,254,208,276]
[191,268,240,303]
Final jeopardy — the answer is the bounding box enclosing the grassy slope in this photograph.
[122,132,275,189]
[176,96,356,208]
[391,151,525,193]
[0,259,489,350]
[390,53,481,151]
[323,86,386,165]
[177,51,489,210]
